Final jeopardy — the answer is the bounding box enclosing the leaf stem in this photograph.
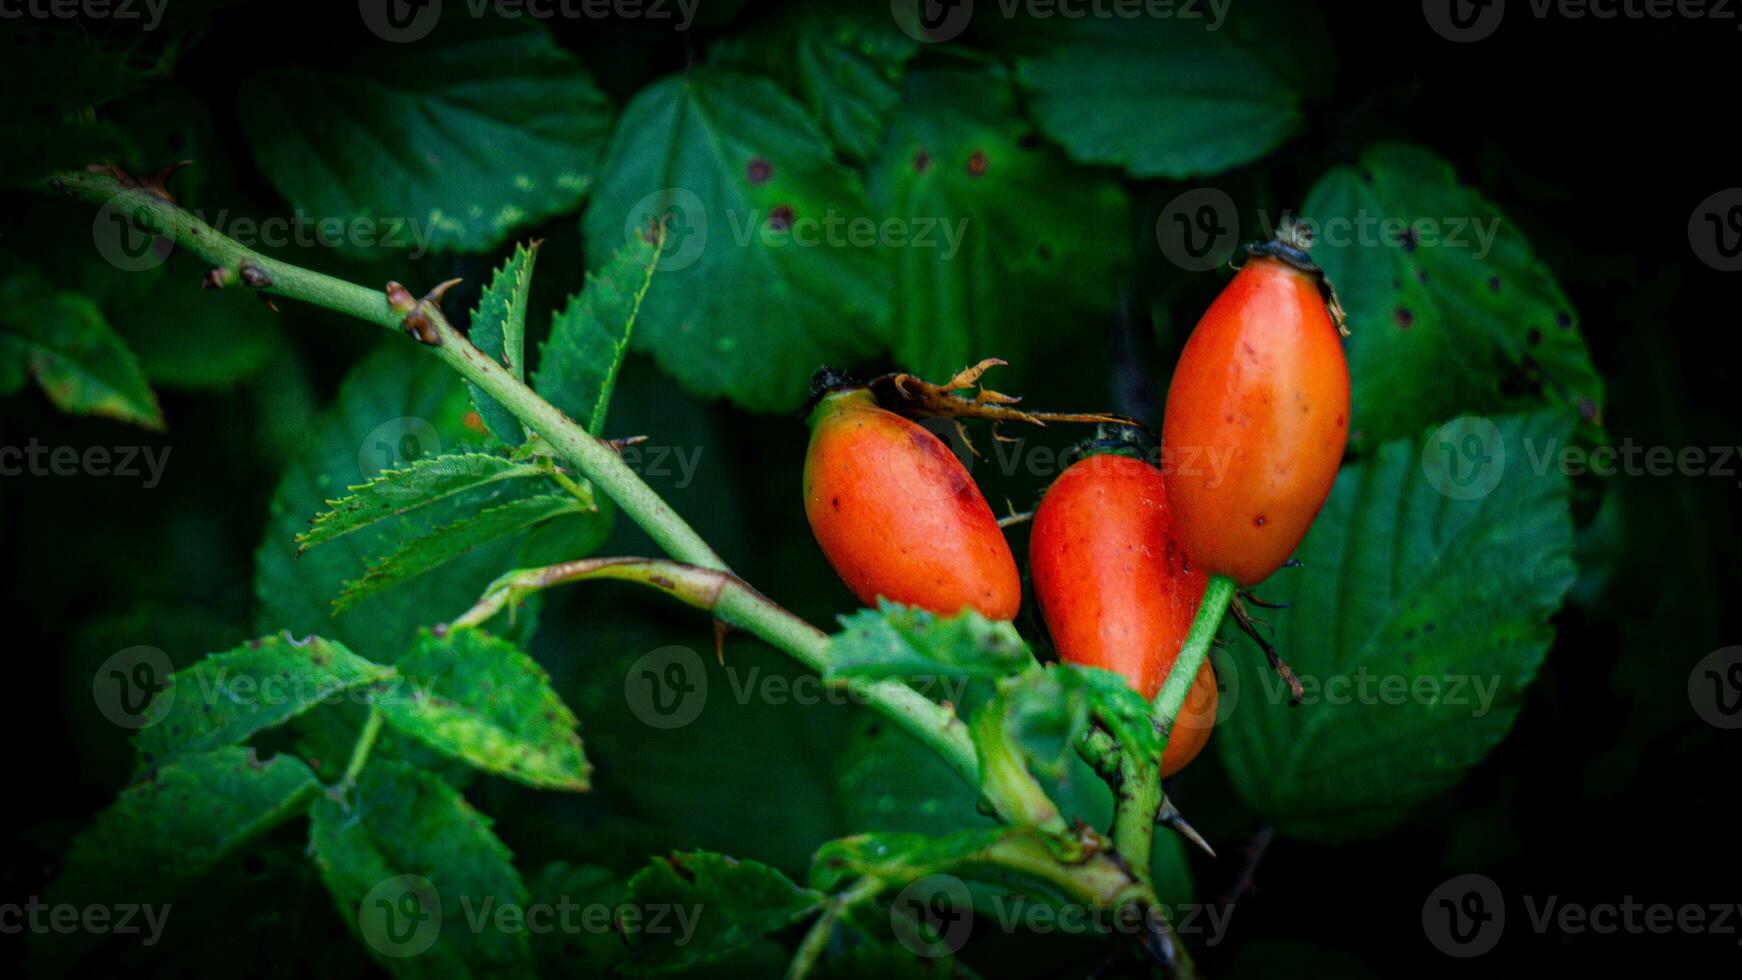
[338,707,385,792]
[1153,575,1236,731]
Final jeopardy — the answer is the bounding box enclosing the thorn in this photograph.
[422,277,464,308]
[238,258,273,289]
[144,160,194,202]
[713,620,729,664]
[606,435,650,452]
[385,281,417,314]
[1281,558,1304,569]
[1157,798,1217,858]
[257,293,280,312]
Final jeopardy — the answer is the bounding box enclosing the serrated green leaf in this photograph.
[309,760,533,978]
[711,7,919,162]
[533,231,661,435]
[1011,1,1330,178]
[336,493,589,611]
[298,452,547,550]
[1302,144,1603,447]
[582,68,889,412]
[377,628,590,791]
[1218,411,1578,843]
[867,64,1129,381]
[621,851,824,974]
[254,343,542,657]
[467,241,540,443]
[133,634,394,773]
[827,604,1033,682]
[239,20,612,256]
[34,748,318,972]
[0,268,163,429]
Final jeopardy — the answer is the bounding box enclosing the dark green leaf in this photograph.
[309,760,534,977]
[133,634,394,773]
[533,230,662,434]
[467,241,540,443]
[1012,3,1329,178]
[35,748,318,972]
[1302,144,1603,446]
[621,851,824,974]
[336,493,591,610]
[581,69,889,412]
[711,7,919,161]
[239,20,612,255]
[867,64,1129,381]
[809,829,1008,893]
[298,452,547,550]
[827,604,1033,682]
[0,268,162,429]
[378,628,590,791]
[1218,411,1578,842]
[254,343,539,657]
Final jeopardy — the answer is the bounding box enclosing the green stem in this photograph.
[339,707,385,791]
[786,877,883,980]
[50,172,723,571]
[452,556,980,788]
[1153,575,1237,730]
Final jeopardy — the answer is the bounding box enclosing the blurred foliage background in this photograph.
[2,0,1738,976]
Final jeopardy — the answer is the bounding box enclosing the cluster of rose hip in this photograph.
[803,228,1350,775]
